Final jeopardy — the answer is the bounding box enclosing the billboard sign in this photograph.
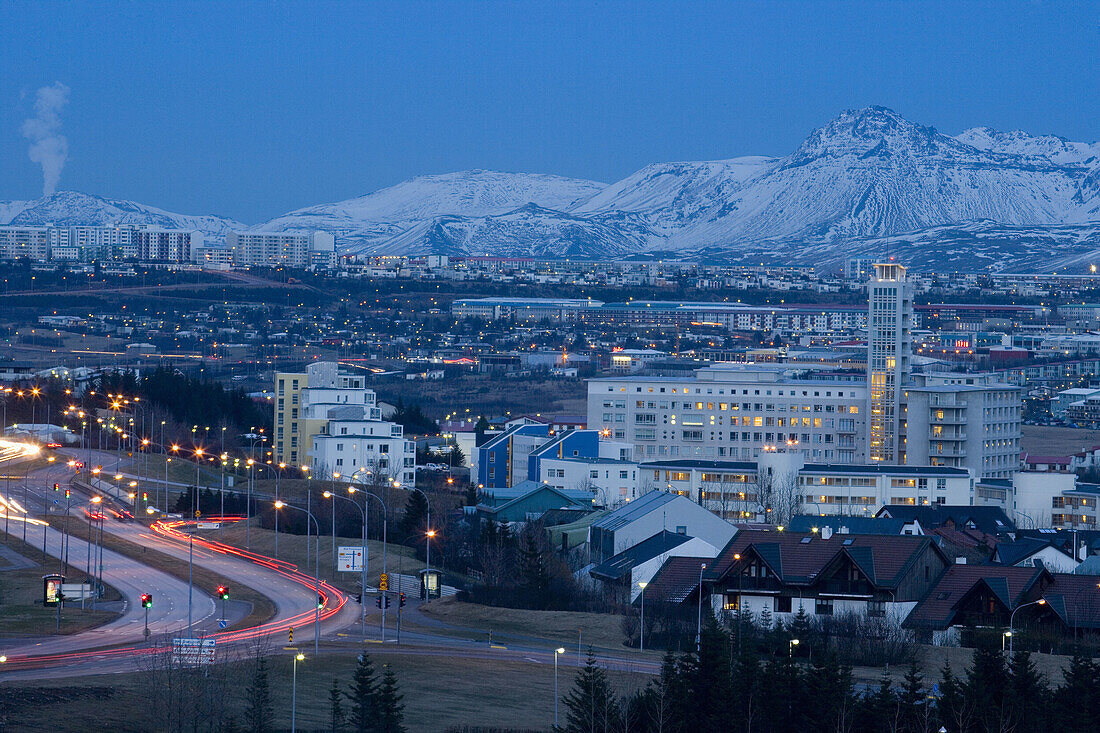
[338,546,366,572]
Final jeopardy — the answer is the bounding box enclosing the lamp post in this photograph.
[733,552,744,654]
[193,447,204,517]
[554,646,566,727]
[1002,631,1011,652]
[324,489,368,637]
[275,501,322,656]
[696,562,707,650]
[637,581,647,652]
[291,652,305,733]
[789,638,799,659]
[350,486,388,639]
[410,487,432,598]
[1008,598,1047,654]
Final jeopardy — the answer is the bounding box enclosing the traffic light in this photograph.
[217,586,230,600]
[317,594,324,609]
[399,592,407,608]
[385,594,391,609]
[141,593,153,608]
[376,595,382,609]
[64,489,70,498]
[53,483,60,491]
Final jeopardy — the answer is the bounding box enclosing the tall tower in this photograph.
[867,262,911,463]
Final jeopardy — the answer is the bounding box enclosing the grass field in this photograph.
[0,533,120,637]
[1021,425,1100,456]
[0,649,650,731]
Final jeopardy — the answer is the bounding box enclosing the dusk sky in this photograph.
[1,0,1096,223]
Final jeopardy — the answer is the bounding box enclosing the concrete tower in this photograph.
[867,262,911,463]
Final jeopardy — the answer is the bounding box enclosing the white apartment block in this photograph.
[587,364,868,465]
[274,362,415,486]
[539,456,639,504]
[904,372,1022,479]
[227,231,336,269]
[0,224,201,263]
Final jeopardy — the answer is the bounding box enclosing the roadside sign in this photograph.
[218,619,228,628]
[196,521,221,530]
[172,638,216,665]
[379,572,389,591]
[338,546,366,572]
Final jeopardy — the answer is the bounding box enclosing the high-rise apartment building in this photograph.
[0,224,201,263]
[867,263,912,463]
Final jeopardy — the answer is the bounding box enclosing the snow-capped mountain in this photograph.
[255,106,1098,267]
[253,170,606,252]
[4,108,1098,270]
[0,191,244,239]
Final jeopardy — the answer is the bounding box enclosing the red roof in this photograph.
[904,564,1049,630]
[639,556,710,605]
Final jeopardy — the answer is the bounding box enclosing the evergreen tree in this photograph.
[643,652,685,733]
[936,664,972,733]
[731,648,762,733]
[348,653,380,733]
[858,670,899,733]
[690,617,733,730]
[802,652,855,733]
[789,604,812,657]
[243,657,274,733]
[518,526,552,608]
[560,650,621,733]
[1055,651,1098,733]
[965,642,1008,733]
[400,491,428,542]
[897,660,932,733]
[761,656,802,733]
[1007,650,1047,731]
[329,677,345,732]
[376,665,406,733]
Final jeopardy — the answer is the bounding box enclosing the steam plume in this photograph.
[22,82,70,196]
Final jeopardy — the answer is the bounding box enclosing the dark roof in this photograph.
[639,459,757,471]
[876,505,1015,535]
[1017,528,1100,552]
[990,538,1075,567]
[706,529,942,589]
[1043,574,1100,630]
[589,531,693,582]
[590,490,678,532]
[639,556,711,605]
[787,515,912,536]
[903,564,1050,630]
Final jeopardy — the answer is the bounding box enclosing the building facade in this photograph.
[228,231,337,269]
[867,262,912,463]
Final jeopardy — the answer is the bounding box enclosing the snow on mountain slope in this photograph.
[669,106,1093,245]
[0,199,34,224]
[955,127,1100,167]
[364,203,653,258]
[2,191,244,239]
[254,170,606,250]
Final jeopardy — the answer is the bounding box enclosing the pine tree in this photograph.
[731,648,762,733]
[400,491,428,542]
[243,657,274,733]
[858,670,899,733]
[789,604,812,657]
[560,650,620,733]
[936,664,971,733]
[897,660,931,733]
[1056,651,1097,733]
[1007,650,1048,731]
[690,617,733,730]
[348,653,380,733]
[802,652,855,733]
[965,642,1008,733]
[329,677,345,732]
[376,665,406,733]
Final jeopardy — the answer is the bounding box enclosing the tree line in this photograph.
[557,619,1100,733]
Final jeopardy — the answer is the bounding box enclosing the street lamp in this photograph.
[291,652,306,733]
[274,500,322,656]
[324,489,369,637]
[789,638,800,659]
[696,562,707,650]
[1002,631,1012,652]
[1008,598,1046,654]
[554,646,566,727]
[637,581,647,652]
[349,485,389,638]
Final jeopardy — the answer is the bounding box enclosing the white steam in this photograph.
[22,82,70,196]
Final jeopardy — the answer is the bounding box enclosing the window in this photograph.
[868,600,886,617]
[815,598,833,616]
[590,470,599,479]
[675,525,687,535]
[774,596,792,613]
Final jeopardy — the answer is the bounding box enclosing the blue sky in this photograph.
[1,1,1096,223]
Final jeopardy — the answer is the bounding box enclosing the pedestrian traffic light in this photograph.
[53,483,60,491]
[399,592,406,608]
[141,593,153,608]
[217,585,230,600]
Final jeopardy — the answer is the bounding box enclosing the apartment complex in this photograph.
[227,231,336,268]
[273,362,415,486]
[0,224,201,262]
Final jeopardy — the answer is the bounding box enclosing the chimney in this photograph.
[955,556,967,565]
[821,526,833,540]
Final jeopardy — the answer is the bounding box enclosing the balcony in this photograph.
[929,431,966,441]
